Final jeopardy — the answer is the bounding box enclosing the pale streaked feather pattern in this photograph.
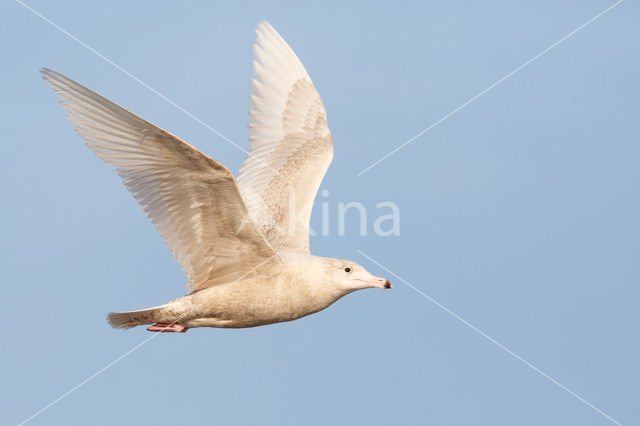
[237,21,333,253]
[42,69,281,292]
[42,23,390,333]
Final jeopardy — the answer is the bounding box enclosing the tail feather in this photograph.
[107,304,177,330]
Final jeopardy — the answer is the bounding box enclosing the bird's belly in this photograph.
[183,279,333,328]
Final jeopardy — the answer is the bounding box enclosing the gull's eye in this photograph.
[344,267,352,273]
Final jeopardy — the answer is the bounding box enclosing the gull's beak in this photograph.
[358,276,392,289]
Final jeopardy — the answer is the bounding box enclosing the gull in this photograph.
[43,21,391,333]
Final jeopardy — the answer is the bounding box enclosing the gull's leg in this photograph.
[147,322,188,333]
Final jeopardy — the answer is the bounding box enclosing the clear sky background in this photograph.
[1,1,638,425]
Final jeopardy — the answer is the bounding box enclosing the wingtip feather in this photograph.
[256,20,273,33]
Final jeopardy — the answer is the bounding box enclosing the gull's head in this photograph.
[320,257,392,293]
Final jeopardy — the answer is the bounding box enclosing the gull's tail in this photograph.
[107,302,184,329]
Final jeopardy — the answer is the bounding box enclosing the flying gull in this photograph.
[42,21,391,333]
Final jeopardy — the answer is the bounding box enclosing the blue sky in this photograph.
[1,1,638,425]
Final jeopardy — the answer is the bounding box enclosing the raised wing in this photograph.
[237,22,333,254]
[42,69,280,292]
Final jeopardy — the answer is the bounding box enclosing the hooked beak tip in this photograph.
[358,276,392,290]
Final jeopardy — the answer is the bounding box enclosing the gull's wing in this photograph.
[237,22,333,254]
[42,69,280,292]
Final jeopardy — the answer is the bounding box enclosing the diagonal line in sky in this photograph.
[356,249,622,426]
[16,332,163,426]
[356,0,625,176]
[16,254,278,426]
[14,0,281,176]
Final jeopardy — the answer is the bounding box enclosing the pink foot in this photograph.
[147,322,188,333]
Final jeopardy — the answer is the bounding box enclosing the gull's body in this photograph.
[43,22,390,332]
[115,254,388,330]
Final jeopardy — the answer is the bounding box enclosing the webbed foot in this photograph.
[147,322,188,333]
